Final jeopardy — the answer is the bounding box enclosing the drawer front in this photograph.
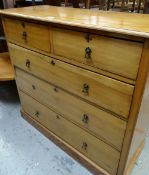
[52,28,143,80]
[3,18,50,52]
[19,91,120,175]
[16,68,126,150]
[9,44,134,118]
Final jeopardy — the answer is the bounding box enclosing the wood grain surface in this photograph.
[16,68,127,151]
[1,6,149,37]
[20,91,120,175]
[0,52,14,81]
[9,44,134,118]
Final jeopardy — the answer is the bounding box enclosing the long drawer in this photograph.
[16,68,126,150]
[3,18,51,52]
[52,27,143,80]
[19,91,120,175]
[9,44,134,118]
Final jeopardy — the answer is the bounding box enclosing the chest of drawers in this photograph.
[1,6,149,175]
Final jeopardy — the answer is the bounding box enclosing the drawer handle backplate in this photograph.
[85,33,92,42]
[82,83,89,95]
[54,87,58,92]
[82,142,88,150]
[51,60,55,66]
[35,111,39,118]
[56,115,60,119]
[32,85,36,90]
[22,31,27,41]
[82,114,89,124]
[26,59,30,68]
[21,22,25,28]
[85,47,92,59]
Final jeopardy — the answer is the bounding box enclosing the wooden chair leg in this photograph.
[32,0,36,5]
[106,0,115,10]
[121,0,127,11]
[107,0,111,10]
[65,0,68,6]
[2,0,14,8]
[131,0,136,12]
[137,0,142,12]
[86,0,91,8]
[143,0,148,13]
[112,0,115,8]
[99,0,105,9]
[72,0,80,8]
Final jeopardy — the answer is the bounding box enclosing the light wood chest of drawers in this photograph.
[1,6,149,175]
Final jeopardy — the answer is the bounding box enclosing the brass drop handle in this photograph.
[26,59,30,68]
[54,87,58,92]
[21,22,25,28]
[22,31,27,41]
[51,60,55,66]
[32,85,36,90]
[85,33,92,42]
[85,47,92,59]
[35,111,39,118]
[82,83,89,95]
[82,114,89,124]
[82,142,88,150]
[56,115,60,119]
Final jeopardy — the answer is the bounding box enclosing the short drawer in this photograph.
[16,68,126,150]
[9,43,134,118]
[19,91,120,175]
[52,28,143,80]
[3,18,51,52]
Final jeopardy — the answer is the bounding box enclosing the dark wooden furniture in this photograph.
[120,0,147,13]
[2,0,14,8]
[43,0,61,6]
[15,0,43,7]
[44,0,79,7]
[85,0,110,10]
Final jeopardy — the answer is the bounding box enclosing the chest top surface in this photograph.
[1,5,149,38]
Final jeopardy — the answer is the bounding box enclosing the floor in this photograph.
[0,81,149,175]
